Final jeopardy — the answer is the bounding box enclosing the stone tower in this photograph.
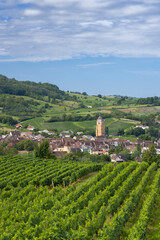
[96,115,105,137]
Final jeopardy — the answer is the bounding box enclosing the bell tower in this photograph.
[96,115,105,137]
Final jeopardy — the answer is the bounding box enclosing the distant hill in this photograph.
[0,74,73,102]
[0,74,160,136]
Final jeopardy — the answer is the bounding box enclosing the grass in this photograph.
[21,117,137,134]
[22,117,44,129]
[0,123,15,132]
[44,120,97,131]
[75,171,99,188]
[120,170,156,239]
[1,92,160,133]
[146,189,160,240]
[108,120,135,134]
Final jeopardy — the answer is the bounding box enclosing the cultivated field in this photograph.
[0,156,160,239]
[23,117,138,134]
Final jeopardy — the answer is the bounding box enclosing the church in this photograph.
[96,115,105,137]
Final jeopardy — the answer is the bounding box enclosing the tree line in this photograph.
[0,74,74,102]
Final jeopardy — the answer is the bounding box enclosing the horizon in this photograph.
[0,1,160,97]
[1,72,160,99]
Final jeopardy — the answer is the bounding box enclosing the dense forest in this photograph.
[0,74,73,102]
[137,96,160,105]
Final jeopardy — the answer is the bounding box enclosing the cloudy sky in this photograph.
[0,0,160,97]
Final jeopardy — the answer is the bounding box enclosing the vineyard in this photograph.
[0,156,160,239]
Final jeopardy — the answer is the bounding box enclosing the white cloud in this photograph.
[24,9,42,16]
[80,20,113,27]
[0,0,160,61]
[78,62,115,67]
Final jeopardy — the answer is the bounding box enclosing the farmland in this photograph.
[0,156,160,239]
[1,75,160,137]
[23,117,138,134]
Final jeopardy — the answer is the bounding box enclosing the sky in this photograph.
[0,0,160,97]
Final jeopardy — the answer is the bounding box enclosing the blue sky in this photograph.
[0,0,160,97]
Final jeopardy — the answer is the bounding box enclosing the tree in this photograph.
[137,142,141,156]
[133,127,145,137]
[97,94,102,98]
[139,134,152,140]
[105,127,109,136]
[117,129,124,136]
[79,102,85,108]
[142,145,158,165]
[17,139,35,151]
[115,144,123,154]
[108,147,115,155]
[148,126,159,138]
[99,154,110,162]
[35,140,51,159]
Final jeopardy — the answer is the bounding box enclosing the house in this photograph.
[77,132,83,135]
[134,138,143,145]
[155,120,160,124]
[59,130,74,138]
[42,129,49,134]
[142,147,149,153]
[16,123,22,129]
[110,153,124,163]
[125,145,136,154]
[27,125,35,131]
[82,135,93,140]
[53,151,68,157]
[10,131,21,137]
[48,131,55,136]
[21,132,33,137]
[87,106,92,108]
[135,125,149,130]
[81,146,91,153]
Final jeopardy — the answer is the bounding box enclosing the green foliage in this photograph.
[0,146,18,156]
[47,112,111,123]
[0,95,41,117]
[16,139,36,151]
[99,162,157,240]
[108,147,115,155]
[105,126,109,136]
[0,155,102,189]
[132,142,141,159]
[142,145,159,165]
[125,127,145,137]
[34,140,51,159]
[1,140,10,147]
[0,115,18,125]
[147,126,159,138]
[0,160,159,239]
[115,144,123,154]
[128,169,160,239]
[139,134,152,140]
[0,74,73,102]
[63,151,110,163]
[117,128,124,136]
[137,96,160,106]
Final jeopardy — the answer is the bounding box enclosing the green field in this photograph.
[22,117,138,134]
[0,156,160,239]
[1,91,160,135]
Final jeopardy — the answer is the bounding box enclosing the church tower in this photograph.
[96,115,105,137]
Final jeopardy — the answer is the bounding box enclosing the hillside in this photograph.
[0,74,72,102]
[0,158,160,239]
[0,74,160,136]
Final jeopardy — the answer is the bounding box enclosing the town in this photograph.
[1,114,160,163]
